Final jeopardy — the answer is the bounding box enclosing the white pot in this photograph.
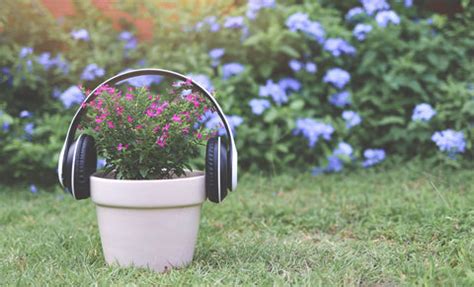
[90,171,206,273]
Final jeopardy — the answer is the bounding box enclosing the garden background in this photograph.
[0,0,473,285]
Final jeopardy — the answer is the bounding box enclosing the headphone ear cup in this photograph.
[206,137,229,203]
[72,134,97,200]
[205,138,219,203]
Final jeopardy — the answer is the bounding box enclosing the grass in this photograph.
[1,162,473,286]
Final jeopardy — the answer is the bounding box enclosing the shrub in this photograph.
[0,0,473,185]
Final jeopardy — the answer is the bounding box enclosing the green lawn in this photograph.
[1,163,473,286]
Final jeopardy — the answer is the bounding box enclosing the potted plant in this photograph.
[79,79,216,272]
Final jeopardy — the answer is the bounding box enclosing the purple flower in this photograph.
[334,142,353,156]
[323,68,351,89]
[30,184,38,193]
[19,110,32,118]
[24,123,34,136]
[412,103,436,122]
[375,10,401,27]
[222,62,245,79]
[81,64,105,81]
[247,0,276,19]
[289,60,302,72]
[224,16,245,29]
[326,155,343,172]
[294,118,334,147]
[346,7,365,21]
[71,29,90,41]
[285,13,325,43]
[361,0,390,15]
[97,158,107,169]
[342,110,362,128]
[195,16,220,32]
[36,53,69,74]
[362,149,386,167]
[209,48,225,66]
[204,112,243,135]
[259,80,288,105]
[119,31,137,50]
[19,47,33,58]
[2,122,10,132]
[323,38,356,57]
[353,24,373,41]
[120,69,162,87]
[305,62,317,74]
[249,99,271,115]
[404,0,413,7]
[329,91,351,107]
[186,74,214,92]
[227,115,244,133]
[431,130,466,155]
[278,78,301,92]
[59,86,84,108]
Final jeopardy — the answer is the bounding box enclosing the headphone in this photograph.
[57,68,238,203]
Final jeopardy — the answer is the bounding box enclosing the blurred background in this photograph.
[0,0,473,187]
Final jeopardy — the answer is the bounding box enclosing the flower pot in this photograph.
[90,171,206,273]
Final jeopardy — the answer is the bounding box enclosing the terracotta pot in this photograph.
[90,171,206,273]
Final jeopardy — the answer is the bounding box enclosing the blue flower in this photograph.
[186,74,214,92]
[342,110,362,128]
[353,24,373,41]
[24,123,34,136]
[294,118,334,148]
[227,115,244,133]
[81,64,105,81]
[375,10,401,27]
[361,0,390,15]
[203,111,243,135]
[196,16,220,32]
[71,29,90,41]
[2,122,10,132]
[285,13,325,43]
[329,91,351,107]
[345,7,365,21]
[118,31,137,50]
[19,47,33,58]
[334,142,353,156]
[412,103,436,122]
[59,86,84,108]
[289,60,302,72]
[323,38,356,57]
[30,184,38,193]
[222,62,245,79]
[36,53,69,74]
[247,0,276,19]
[120,69,162,87]
[97,158,107,169]
[224,16,245,29]
[431,130,466,155]
[278,78,301,92]
[19,110,32,118]
[305,62,317,74]
[249,99,271,115]
[404,0,413,7]
[326,155,343,172]
[209,48,225,59]
[259,80,288,105]
[323,68,351,89]
[362,149,386,167]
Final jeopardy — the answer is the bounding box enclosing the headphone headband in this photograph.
[58,68,238,190]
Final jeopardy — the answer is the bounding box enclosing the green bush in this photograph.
[0,0,473,185]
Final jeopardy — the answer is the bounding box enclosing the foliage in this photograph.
[1,163,473,285]
[80,83,214,179]
[0,0,473,185]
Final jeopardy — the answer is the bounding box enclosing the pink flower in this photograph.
[81,102,87,108]
[153,125,160,133]
[182,127,189,135]
[196,132,203,140]
[127,115,133,123]
[125,93,134,101]
[107,121,115,129]
[117,143,129,151]
[135,125,143,130]
[162,123,170,132]
[94,125,101,131]
[155,135,167,148]
[116,106,124,116]
[172,114,181,123]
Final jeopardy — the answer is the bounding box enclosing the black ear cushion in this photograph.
[63,140,77,193]
[205,138,219,203]
[219,140,228,201]
[73,134,97,200]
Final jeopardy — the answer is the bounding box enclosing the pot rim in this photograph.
[91,170,205,184]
